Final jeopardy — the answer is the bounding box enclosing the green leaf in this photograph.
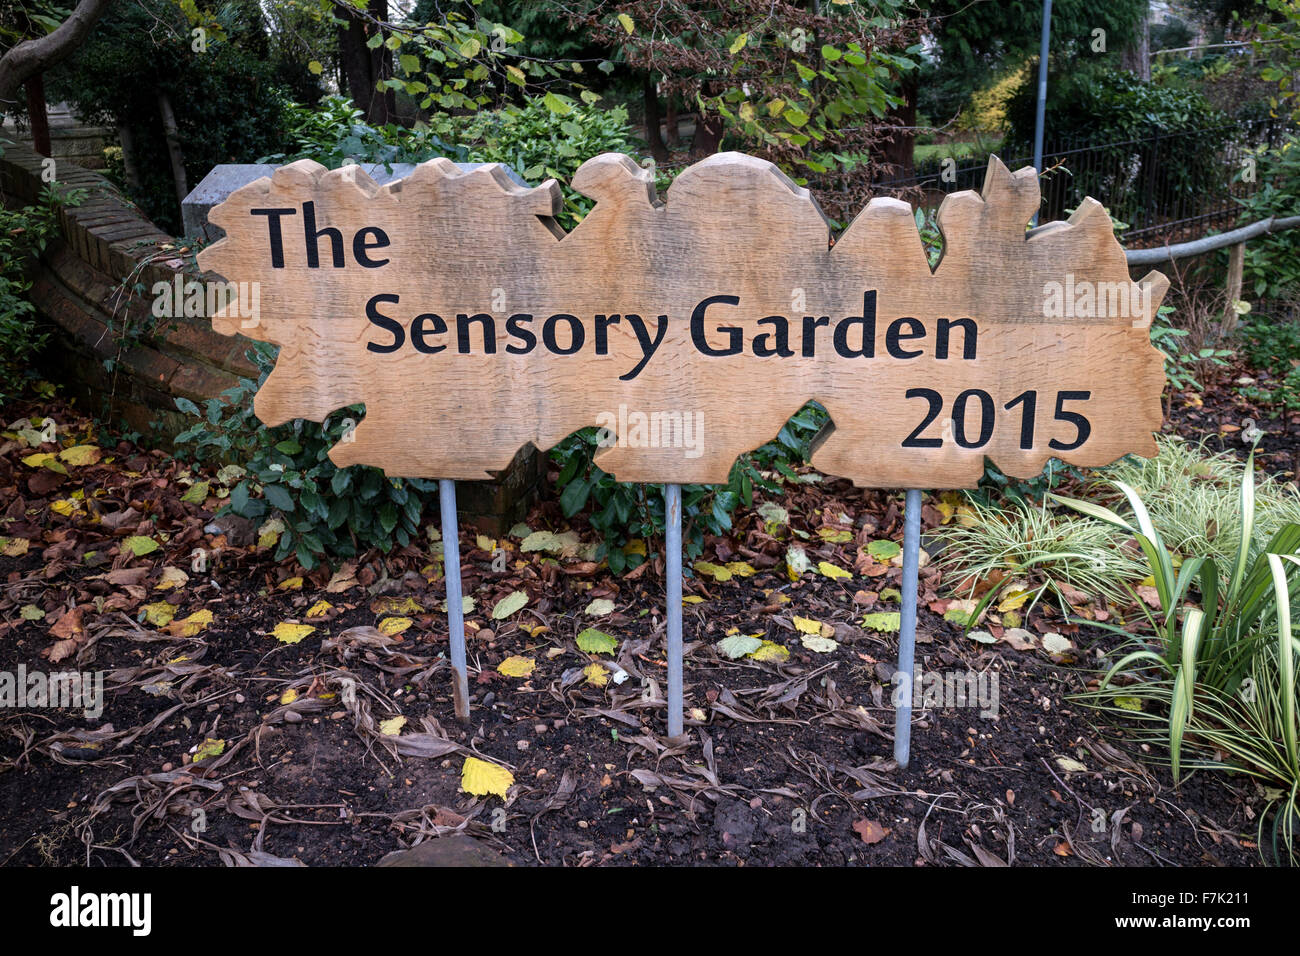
[264,483,295,513]
[123,535,159,557]
[576,627,618,654]
[491,590,528,619]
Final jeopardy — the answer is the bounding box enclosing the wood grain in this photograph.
[197,153,1167,488]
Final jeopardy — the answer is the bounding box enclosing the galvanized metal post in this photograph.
[893,488,923,769]
[1031,0,1054,225]
[665,483,684,738]
[439,479,470,724]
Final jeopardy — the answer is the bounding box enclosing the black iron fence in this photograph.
[873,120,1288,246]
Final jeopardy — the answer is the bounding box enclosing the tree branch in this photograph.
[0,0,112,112]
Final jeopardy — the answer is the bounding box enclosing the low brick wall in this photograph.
[0,139,540,530]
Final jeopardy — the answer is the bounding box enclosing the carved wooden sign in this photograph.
[197,153,1167,488]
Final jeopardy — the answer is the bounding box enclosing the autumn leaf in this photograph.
[582,662,609,686]
[162,609,213,637]
[867,539,902,561]
[372,596,422,616]
[717,634,763,659]
[0,537,29,557]
[193,738,226,763]
[141,602,177,626]
[461,756,514,798]
[792,615,822,634]
[58,444,101,467]
[852,818,890,844]
[861,612,901,633]
[378,616,413,637]
[491,590,528,619]
[576,628,618,654]
[748,640,790,662]
[181,481,210,504]
[155,567,189,591]
[305,600,333,618]
[122,535,159,557]
[278,576,303,590]
[584,597,615,616]
[380,716,407,736]
[801,635,838,653]
[497,655,536,678]
[818,561,852,580]
[272,621,315,644]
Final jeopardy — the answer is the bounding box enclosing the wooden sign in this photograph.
[197,153,1167,488]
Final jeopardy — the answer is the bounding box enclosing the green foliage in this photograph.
[550,403,827,573]
[1056,456,1300,861]
[267,93,647,230]
[1151,303,1233,396]
[49,0,310,232]
[1237,135,1300,303]
[1238,306,1300,417]
[0,183,86,401]
[172,343,436,570]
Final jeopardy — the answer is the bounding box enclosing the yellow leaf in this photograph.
[1,537,29,557]
[725,561,757,577]
[682,595,705,605]
[497,655,536,678]
[748,641,790,662]
[624,538,647,556]
[306,600,332,618]
[818,561,852,580]
[730,32,748,53]
[142,601,176,626]
[996,588,1030,612]
[155,566,189,590]
[583,662,609,686]
[50,499,79,516]
[272,621,315,644]
[694,560,732,582]
[378,616,413,637]
[58,444,101,467]
[280,688,299,705]
[792,615,822,634]
[374,596,423,616]
[193,738,225,762]
[461,756,514,798]
[278,576,303,590]
[617,12,634,33]
[380,715,407,736]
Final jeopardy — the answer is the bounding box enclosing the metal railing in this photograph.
[873,121,1289,246]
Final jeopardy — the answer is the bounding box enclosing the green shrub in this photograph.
[1056,457,1300,862]
[1237,134,1300,303]
[552,403,828,573]
[173,343,436,570]
[0,183,85,401]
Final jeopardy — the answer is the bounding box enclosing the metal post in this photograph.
[439,479,470,724]
[1031,0,1053,227]
[893,488,923,769]
[664,483,684,738]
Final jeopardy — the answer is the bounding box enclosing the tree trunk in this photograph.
[879,73,918,180]
[0,0,110,113]
[665,93,679,148]
[116,119,143,194]
[1121,10,1151,81]
[689,106,724,159]
[643,73,668,162]
[337,0,397,126]
[25,73,50,157]
[156,90,188,211]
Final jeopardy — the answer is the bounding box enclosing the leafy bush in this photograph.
[1237,134,1300,303]
[1056,458,1300,862]
[173,343,436,570]
[1004,66,1232,225]
[0,183,85,401]
[265,93,649,230]
[552,403,828,572]
[1238,305,1300,423]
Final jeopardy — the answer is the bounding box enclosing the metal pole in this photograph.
[893,488,923,769]
[1031,0,1053,227]
[439,478,470,724]
[665,483,684,738]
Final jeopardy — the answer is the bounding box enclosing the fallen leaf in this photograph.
[497,655,536,678]
[272,622,316,644]
[576,628,618,654]
[155,566,189,590]
[852,818,890,844]
[378,616,413,637]
[380,716,407,736]
[717,634,763,659]
[461,756,514,798]
[491,590,528,619]
[584,597,615,616]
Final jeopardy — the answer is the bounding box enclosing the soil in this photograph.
[0,377,1279,868]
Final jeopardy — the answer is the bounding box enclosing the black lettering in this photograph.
[302,201,344,269]
[457,313,497,354]
[886,317,926,359]
[622,314,667,380]
[250,207,295,269]
[801,314,831,357]
[902,388,943,448]
[753,316,794,357]
[365,293,403,353]
[936,316,977,360]
[543,313,584,355]
[505,313,536,354]
[411,313,446,354]
[692,295,743,357]
[353,226,391,268]
[834,291,878,358]
[953,389,994,448]
[594,314,621,355]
